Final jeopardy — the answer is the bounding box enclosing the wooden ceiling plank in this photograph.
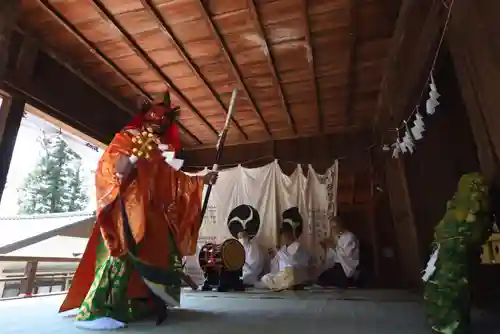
[16,25,136,116]
[197,0,272,138]
[37,0,148,103]
[345,0,359,126]
[88,0,218,141]
[36,0,202,145]
[301,0,322,132]
[138,0,248,140]
[247,0,297,134]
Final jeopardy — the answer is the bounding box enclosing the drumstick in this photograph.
[180,271,198,290]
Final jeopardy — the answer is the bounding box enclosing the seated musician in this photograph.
[238,231,265,287]
[259,224,310,291]
[316,217,360,288]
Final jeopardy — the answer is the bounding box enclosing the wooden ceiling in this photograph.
[17,0,400,148]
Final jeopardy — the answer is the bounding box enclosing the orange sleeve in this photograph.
[171,172,205,256]
[95,132,142,257]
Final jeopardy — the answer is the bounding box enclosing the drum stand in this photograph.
[201,267,245,292]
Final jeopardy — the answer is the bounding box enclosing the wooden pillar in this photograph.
[0,97,26,200]
[0,0,22,201]
[447,0,500,181]
[365,151,381,285]
[385,158,422,289]
[20,261,38,295]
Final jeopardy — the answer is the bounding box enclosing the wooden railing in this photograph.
[0,255,80,299]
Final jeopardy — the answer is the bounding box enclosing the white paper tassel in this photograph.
[426,73,440,115]
[161,151,175,161]
[403,133,415,154]
[159,144,184,171]
[414,112,425,131]
[392,143,401,158]
[166,158,184,171]
[422,244,440,282]
[399,137,407,153]
[429,90,440,100]
[411,124,423,140]
[429,74,437,92]
[426,98,439,115]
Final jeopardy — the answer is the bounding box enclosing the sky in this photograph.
[0,102,102,216]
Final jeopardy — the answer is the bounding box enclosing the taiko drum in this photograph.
[198,239,245,272]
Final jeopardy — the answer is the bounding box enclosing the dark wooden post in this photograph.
[385,158,422,289]
[20,260,38,295]
[0,0,22,201]
[0,97,26,200]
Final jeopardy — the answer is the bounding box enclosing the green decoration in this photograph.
[424,172,492,334]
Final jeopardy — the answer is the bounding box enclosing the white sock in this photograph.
[74,317,126,330]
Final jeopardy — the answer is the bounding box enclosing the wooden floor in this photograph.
[0,289,498,333]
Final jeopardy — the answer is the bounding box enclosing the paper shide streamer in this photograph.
[391,73,440,159]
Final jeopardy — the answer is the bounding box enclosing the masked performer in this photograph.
[59,92,218,330]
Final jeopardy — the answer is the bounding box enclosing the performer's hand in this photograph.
[115,155,133,182]
[203,171,218,185]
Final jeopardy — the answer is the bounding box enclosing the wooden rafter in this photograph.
[36,0,202,145]
[15,25,134,115]
[197,0,273,138]
[345,0,359,126]
[300,0,322,132]
[247,0,297,134]
[88,0,220,141]
[138,0,249,140]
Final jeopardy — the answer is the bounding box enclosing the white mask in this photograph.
[239,238,248,245]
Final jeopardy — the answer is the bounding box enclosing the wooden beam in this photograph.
[89,0,218,141]
[345,0,359,126]
[247,0,297,134]
[182,129,373,169]
[36,0,202,145]
[447,1,500,180]
[15,37,39,80]
[37,0,147,108]
[197,0,273,138]
[373,0,443,132]
[5,48,126,144]
[138,0,248,140]
[300,0,322,132]
[15,26,135,116]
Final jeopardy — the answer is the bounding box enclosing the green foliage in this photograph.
[424,173,491,334]
[17,134,89,214]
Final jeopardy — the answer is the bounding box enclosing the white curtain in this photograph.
[184,160,338,278]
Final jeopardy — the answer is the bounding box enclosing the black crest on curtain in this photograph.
[227,204,261,239]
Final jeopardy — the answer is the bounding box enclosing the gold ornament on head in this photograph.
[131,126,160,161]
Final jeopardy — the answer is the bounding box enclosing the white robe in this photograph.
[323,231,359,278]
[260,241,310,290]
[240,239,264,285]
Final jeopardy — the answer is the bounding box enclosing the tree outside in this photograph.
[17,134,89,214]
